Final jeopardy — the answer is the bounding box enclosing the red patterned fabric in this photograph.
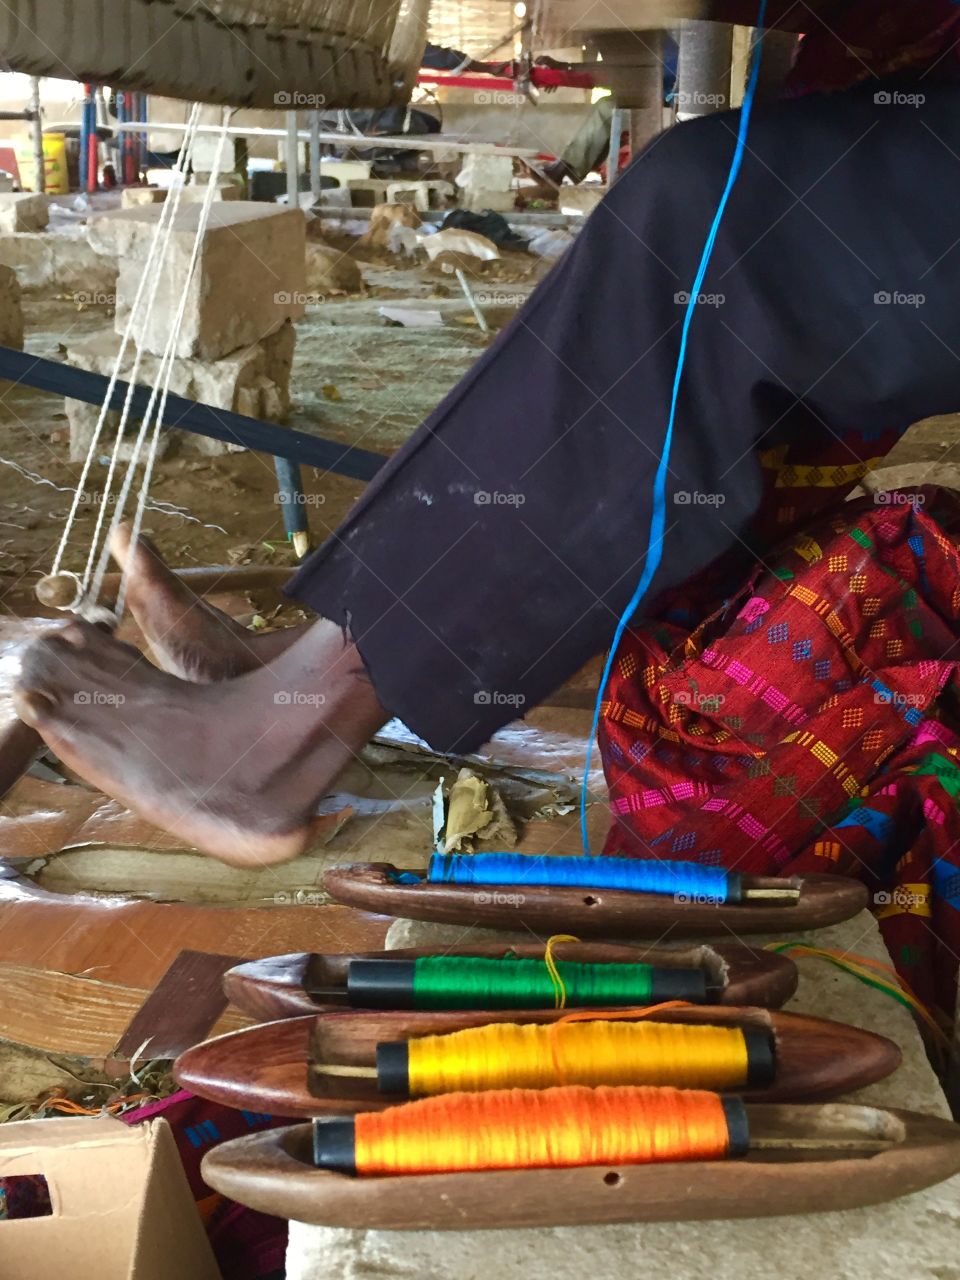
[600,487,960,1028]
[788,1,960,94]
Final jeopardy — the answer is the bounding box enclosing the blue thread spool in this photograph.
[427,853,740,904]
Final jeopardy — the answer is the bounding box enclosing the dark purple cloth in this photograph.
[287,82,960,754]
[421,43,471,72]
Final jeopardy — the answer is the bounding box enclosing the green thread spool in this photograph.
[346,955,708,1010]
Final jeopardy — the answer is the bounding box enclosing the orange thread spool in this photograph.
[353,1084,735,1176]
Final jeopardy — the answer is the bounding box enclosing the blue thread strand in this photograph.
[428,852,733,901]
[580,4,770,854]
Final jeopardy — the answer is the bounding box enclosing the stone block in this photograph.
[121,188,169,209]
[64,321,295,463]
[87,201,306,361]
[456,154,516,214]
[305,242,363,296]
[0,231,117,297]
[287,910,960,1280]
[0,192,49,234]
[179,180,244,203]
[0,264,24,350]
[459,187,516,213]
[558,186,605,217]
[190,134,237,174]
[357,203,422,252]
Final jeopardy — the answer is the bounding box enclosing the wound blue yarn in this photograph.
[428,852,733,902]
[580,1,770,854]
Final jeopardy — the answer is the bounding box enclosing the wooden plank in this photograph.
[0,963,252,1060]
[111,950,244,1064]
[540,0,833,37]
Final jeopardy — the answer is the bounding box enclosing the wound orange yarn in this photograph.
[353,1084,732,1176]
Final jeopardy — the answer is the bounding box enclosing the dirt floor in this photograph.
[0,236,545,604]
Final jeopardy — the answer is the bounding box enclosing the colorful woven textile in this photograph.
[600,484,960,1028]
[0,1174,51,1220]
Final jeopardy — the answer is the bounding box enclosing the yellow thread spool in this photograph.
[405,1020,755,1096]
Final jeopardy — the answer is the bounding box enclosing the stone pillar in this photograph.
[676,20,733,120]
[594,30,664,160]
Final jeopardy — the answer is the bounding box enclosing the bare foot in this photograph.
[110,523,305,682]
[13,617,387,866]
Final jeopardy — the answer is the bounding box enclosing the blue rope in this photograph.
[428,852,736,902]
[580,4,770,853]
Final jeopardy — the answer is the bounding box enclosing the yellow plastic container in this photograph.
[15,132,69,194]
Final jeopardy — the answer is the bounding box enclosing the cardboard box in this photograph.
[0,1116,221,1280]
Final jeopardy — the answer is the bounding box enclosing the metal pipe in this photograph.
[280,109,310,556]
[285,108,300,208]
[29,78,44,194]
[309,109,322,203]
[82,120,544,159]
[606,106,624,190]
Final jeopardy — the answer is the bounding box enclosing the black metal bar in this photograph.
[0,345,388,482]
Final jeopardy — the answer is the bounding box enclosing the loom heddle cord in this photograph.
[410,955,659,1009]
[402,1021,753,1095]
[352,1084,737,1175]
[427,852,736,901]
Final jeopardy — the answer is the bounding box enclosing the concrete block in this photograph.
[121,188,169,209]
[347,178,399,208]
[384,180,456,212]
[0,192,49,234]
[0,231,117,297]
[0,264,24,350]
[286,910,960,1280]
[87,201,306,360]
[347,178,454,212]
[64,321,295,462]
